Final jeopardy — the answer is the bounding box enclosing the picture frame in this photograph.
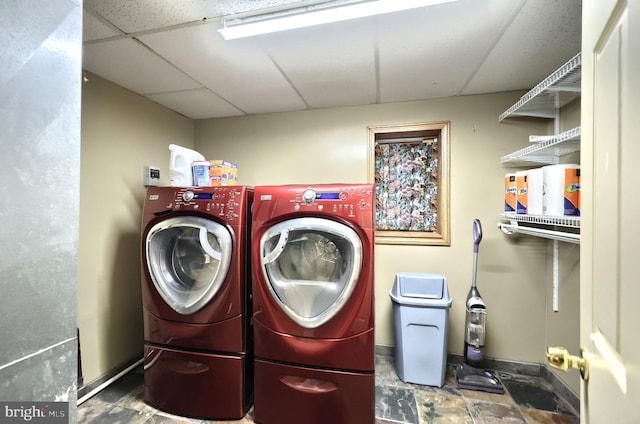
[368,122,450,246]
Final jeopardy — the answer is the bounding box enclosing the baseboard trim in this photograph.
[542,365,580,414]
[376,345,579,413]
[375,344,395,357]
[77,354,143,404]
[79,347,579,415]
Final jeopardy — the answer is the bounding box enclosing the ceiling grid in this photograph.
[82,0,582,119]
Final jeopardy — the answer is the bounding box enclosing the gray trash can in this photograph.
[389,272,452,387]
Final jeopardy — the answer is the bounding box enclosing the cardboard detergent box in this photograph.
[209,160,238,186]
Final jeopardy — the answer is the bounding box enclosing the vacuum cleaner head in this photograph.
[455,363,505,394]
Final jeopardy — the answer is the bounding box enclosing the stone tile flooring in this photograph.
[78,354,579,423]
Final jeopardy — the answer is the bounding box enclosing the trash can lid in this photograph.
[389,272,452,308]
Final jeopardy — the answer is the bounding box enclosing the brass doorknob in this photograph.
[546,346,589,381]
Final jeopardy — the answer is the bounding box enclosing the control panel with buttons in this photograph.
[254,184,374,228]
[143,186,249,226]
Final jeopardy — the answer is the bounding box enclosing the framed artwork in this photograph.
[368,122,450,246]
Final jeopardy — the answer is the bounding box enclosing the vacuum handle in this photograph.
[473,219,482,253]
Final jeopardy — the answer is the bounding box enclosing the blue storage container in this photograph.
[389,272,452,387]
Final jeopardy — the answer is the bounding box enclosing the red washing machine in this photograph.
[251,184,375,424]
[140,186,253,420]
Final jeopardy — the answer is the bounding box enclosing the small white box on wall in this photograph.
[143,166,160,187]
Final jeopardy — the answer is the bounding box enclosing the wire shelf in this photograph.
[499,52,582,122]
[500,126,581,166]
[500,213,581,228]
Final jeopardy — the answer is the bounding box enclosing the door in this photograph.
[581,0,639,421]
[146,216,232,315]
[259,217,362,329]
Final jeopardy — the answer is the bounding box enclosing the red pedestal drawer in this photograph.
[144,344,251,420]
[254,358,374,424]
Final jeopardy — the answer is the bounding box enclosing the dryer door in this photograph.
[146,216,232,315]
[260,217,362,329]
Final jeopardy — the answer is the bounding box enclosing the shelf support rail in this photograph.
[553,240,559,312]
[498,222,578,313]
[497,222,580,244]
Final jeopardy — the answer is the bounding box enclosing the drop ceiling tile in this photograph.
[84,0,229,33]
[138,23,307,115]
[83,10,122,42]
[83,0,325,34]
[146,88,244,119]
[258,18,377,108]
[462,0,581,95]
[223,0,330,15]
[377,0,521,102]
[83,38,202,94]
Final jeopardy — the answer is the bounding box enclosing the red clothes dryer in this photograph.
[140,186,253,420]
[251,184,375,424]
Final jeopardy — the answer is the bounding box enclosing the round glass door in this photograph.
[146,216,232,315]
[260,217,362,328]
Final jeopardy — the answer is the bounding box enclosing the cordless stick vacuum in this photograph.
[464,219,486,365]
[456,219,504,394]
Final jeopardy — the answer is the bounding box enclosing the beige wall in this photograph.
[79,73,194,383]
[194,92,557,364]
[79,79,580,395]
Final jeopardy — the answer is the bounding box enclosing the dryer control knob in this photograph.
[182,190,194,202]
[302,189,316,204]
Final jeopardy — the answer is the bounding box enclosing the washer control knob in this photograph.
[302,189,316,204]
[182,190,194,202]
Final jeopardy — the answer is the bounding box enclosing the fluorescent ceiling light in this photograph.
[218,0,458,40]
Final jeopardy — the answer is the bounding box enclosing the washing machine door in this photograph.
[146,216,232,315]
[260,217,362,329]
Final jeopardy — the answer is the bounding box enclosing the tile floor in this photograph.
[78,354,579,423]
